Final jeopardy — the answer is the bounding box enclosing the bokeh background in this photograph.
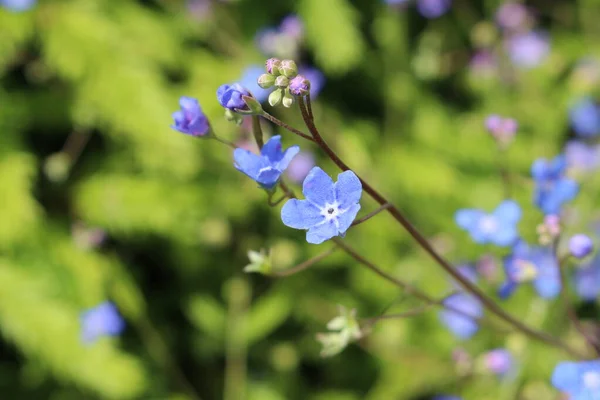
[2,0,600,399]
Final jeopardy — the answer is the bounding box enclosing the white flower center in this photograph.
[583,371,600,389]
[511,259,538,282]
[478,216,499,234]
[320,202,341,222]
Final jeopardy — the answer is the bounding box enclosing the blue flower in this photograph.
[217,83,251,111]
[505,31,550,69]
[239,65,270,103]
[483,348,514,378]
[499,241,561,299]
[432,397,462,400]
[281,167,362,244]
[170,96,210,137]
[233,135,299,189]
[455,200,521,246]
[569,234,594,259]
[416,0,452,18]
[532,155,579,215]
[439,292,483,339]
[80,301,125,344]
[570,97,600,137]
[565,141,600,172]
[552,360,600,400]
[0,0,36,11]
[574,254,600,302]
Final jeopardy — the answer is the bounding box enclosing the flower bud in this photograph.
[257,73,276,89]
[289,75,310,96]
[265,58,282,75]
[275,75,289,88]
[279,59,298,78]
[243,249,272,275]
[268,89,283,107]
[569,234,594,258]
[282,90,295,108]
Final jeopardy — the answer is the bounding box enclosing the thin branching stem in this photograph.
[271,247,337,277]
[261,112,315,142]
[351,203,392,227]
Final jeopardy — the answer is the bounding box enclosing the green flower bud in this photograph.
[268,89,283,107]
[265,58,282,75]
[282,90,294,108]
[257,73,276,89]
[278,59,298,78]
[243,249,272,275]
[274,75,289,88]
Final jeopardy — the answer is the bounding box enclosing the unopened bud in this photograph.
[279,59,298,78]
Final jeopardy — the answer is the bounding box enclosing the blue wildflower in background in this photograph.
[239,65,270,103]
[233,135,299,189]
[281,167,362,244]
[417,0,452,18]
[432,396,462,400]
[80,301,125,344]
[506,31,550,69]
[570,97,600,137]
[439,292,483,339]
[569,234,594,259]
[574,254,600,301]
[499,241,561,299]
[285,151,315,184]
[455,200,521,246]
[217,83,252,111]
[495,2,530,31]
[552,360,600,399]
[565,141,600,173]
[531,155,578,215]
[170,96,210,137]
[0,0,36,11]
[483,348,514,378]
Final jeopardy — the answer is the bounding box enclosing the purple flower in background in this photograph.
[416,0,452,18]
[552,360,600,399]
[80,301,125,344]
[569,234,594,259]
[279,15,304,40]
[187,0,211,19]
[217,83,252,111]
[170,96,210,137]
[574,255,600,301]
[286,151,315,183]
[485,114,518,146]
[256,28,280,56]
[570,97,600,137]
[532,155,579,215]
[281,167,362,244]
[495,3,530,31]
[483,348,514,377]
[233,135,299,189]
[299,66,325,98]
[455,200,521,246]
[0,0,36,11]
[439,292,482,339]
[469,51,498,77]
[506,31,550,69]
[536,214,561,245]
[499,241,561,299]
[565,141,600,172]
[239,65,270,103]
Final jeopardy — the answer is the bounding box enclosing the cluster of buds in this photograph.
[536,215,560,245]
[258,58,311,108]
[485,114,518,148]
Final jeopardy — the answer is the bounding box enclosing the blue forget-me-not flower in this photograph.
[570,97,600,137]
[171,96,210,137]
[233,135,299,190]
[439,292,483,339]
[455,200,521,246]
[552,360,600,400]
[575,254,600,302]
[281,167,362,244]
[499,241,561,299]
[532,155,579,215]
[0,0,36,11]
[80,301,125,344]
[483,348,514,378]
[217,83,252,111]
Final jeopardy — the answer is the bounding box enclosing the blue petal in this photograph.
[233,148,264,180]
[281,199,323,229]
[533,274,561,298]
[498,281,518,299]
[455,209,484,230]
[306,220,338,244]
[555,178,579,202]
[334,170,362,209]
[439,293,482,339]
[550,155,567,175]
[493,200,521,223]
[551,362,580,392]
[336,203,361,235]
[180,96,200,111]
[531,159,549,180]
[276,145,300,172]
[491,225,519,247]
[261,135,283,161]
[302,167,335,206]
[256,168,282,189]
[574,264,600,301]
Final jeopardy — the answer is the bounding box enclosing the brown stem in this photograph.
[305,94,314,121]
[497,146,512,199]
[351,203,392,227]
[361,304,435,325]
[271,247,337,277]
[298,97,586,359]
[261,112,315,142]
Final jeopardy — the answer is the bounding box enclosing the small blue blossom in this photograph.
[574,254,600,302]
[495,2,529,31]
[239,65,270,103]
[532,155,579,215]
[432,396,462,400]
[552,360,600,400]
[80,301,125,344]
[499,241,561,299]
[285,151,315,184]
[506,31,550,69]
[217,83,252,111]
[483,348,514,378]
[455,200,521,246]
[570,97,600,137]
[233,135,299,189]
[439,292,482,339]
[565,141,600,173]
[281,167,362,244]
[416,0,452,18]
[170,96,210,137]
[569,234,594,259]
[0,0,36,11]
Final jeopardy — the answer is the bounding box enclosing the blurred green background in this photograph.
[2,0,600,399]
